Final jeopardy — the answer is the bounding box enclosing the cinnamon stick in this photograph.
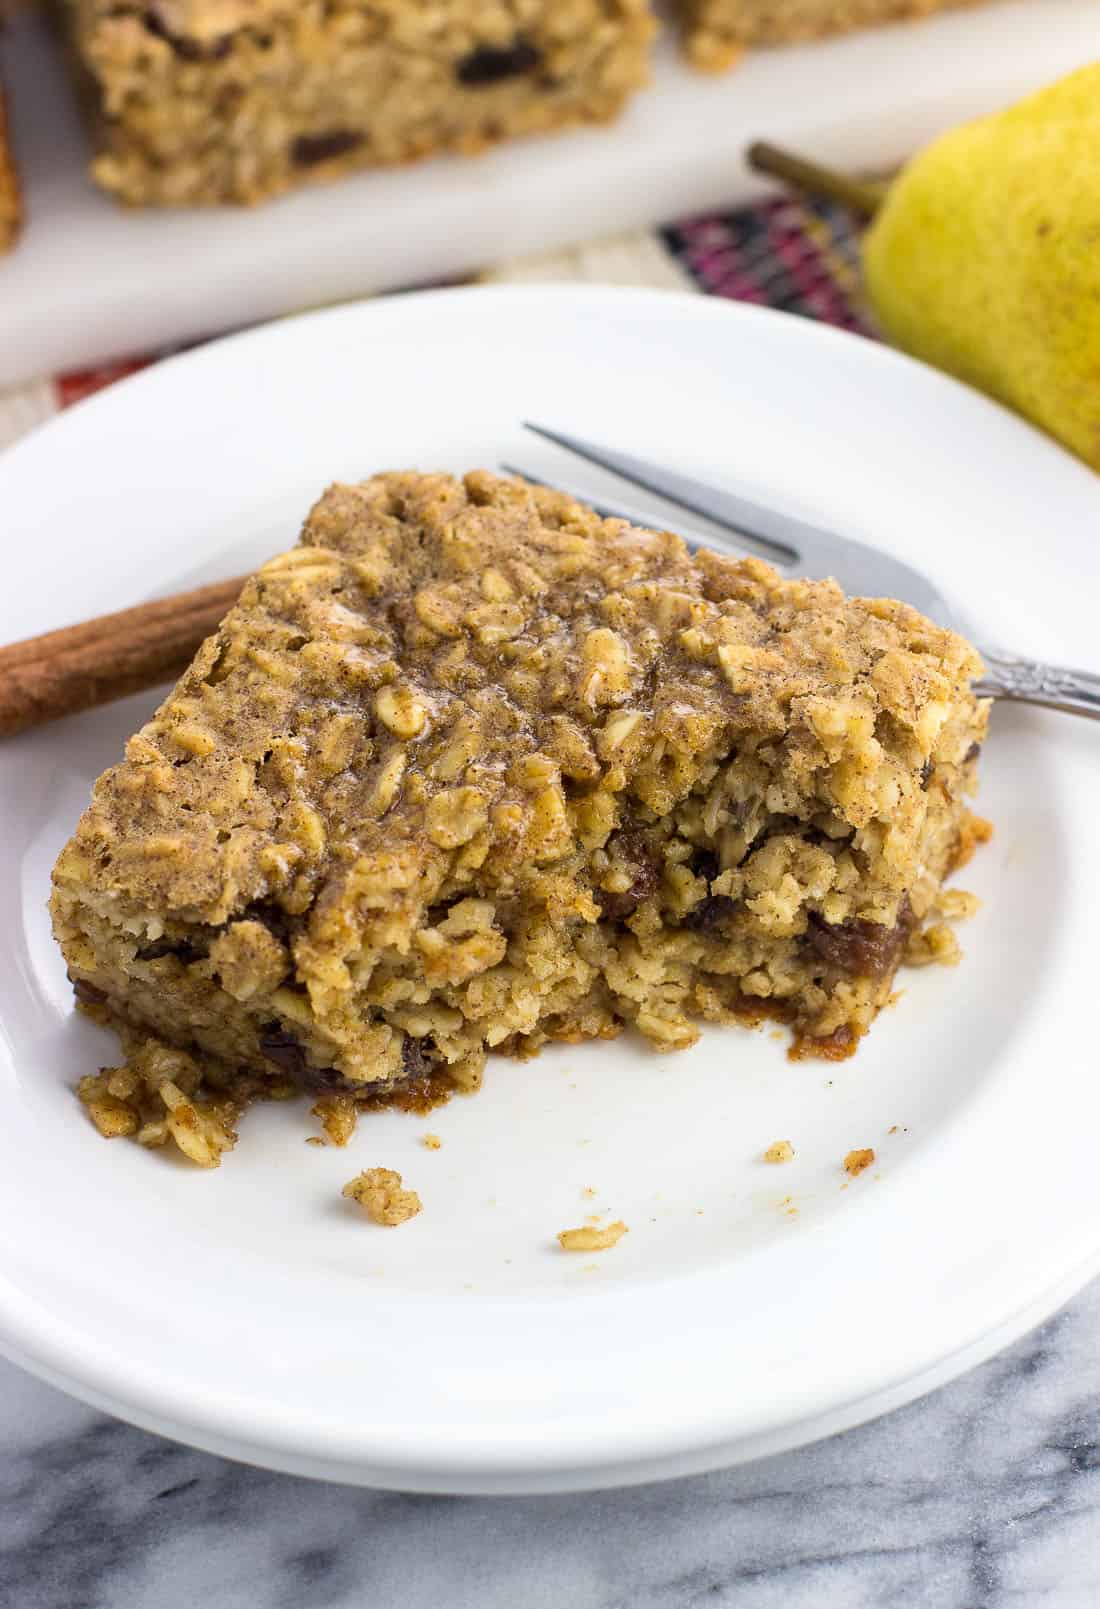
[0,575,246,738]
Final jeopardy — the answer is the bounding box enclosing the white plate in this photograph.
[0,286,1097,1494]
[5,0,1100,387]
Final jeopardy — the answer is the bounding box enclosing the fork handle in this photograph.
[975,647,1100,720]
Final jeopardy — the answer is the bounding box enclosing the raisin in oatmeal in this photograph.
[51,469,989,1167]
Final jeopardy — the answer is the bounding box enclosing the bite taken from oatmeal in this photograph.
[51,470,990,1165]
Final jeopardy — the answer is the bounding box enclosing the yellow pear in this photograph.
[862,63,1100,471]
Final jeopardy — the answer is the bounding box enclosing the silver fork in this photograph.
[503,423,1100,721]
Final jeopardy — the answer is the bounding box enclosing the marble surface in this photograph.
[5,1282,1100,1609]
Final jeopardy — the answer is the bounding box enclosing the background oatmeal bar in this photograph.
[0,85,21,251]
[680,0,996,69]
[51,471,987,1158]
[54,0,656,206]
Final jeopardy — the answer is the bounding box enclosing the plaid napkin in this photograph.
[0,193,870,454]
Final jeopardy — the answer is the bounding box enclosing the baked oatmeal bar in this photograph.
[53,0,655,206]
[680,0,995,69]
[0,85,21,252]
[52,471,988,1160]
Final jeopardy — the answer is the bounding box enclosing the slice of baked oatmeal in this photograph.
[52,471,989,1160]
[53,0,655,207]
[679,0,999,70]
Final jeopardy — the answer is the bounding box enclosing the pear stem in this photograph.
[746,141,886,218]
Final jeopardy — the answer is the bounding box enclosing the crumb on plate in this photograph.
[557,1220,628,1253]
[936,887,981,920]
[76,1043,238,1167]
[423,1133,442,1150]
[343,1167,422,1226]
[843,1148,876,1178]
[763,1140,795,1164]
[906,923,962,967]
[313,1095,358,1147]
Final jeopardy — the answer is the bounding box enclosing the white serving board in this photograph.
[2,0,1099,388]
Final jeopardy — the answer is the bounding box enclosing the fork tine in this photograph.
[522,421,800,567]
[518,425,958,626]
